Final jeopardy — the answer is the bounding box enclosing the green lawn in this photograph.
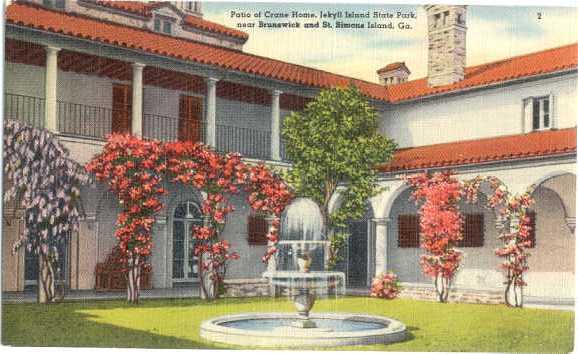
[2,296,574,352]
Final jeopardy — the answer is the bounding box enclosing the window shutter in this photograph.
[522,97,533,133]
[247,215,268,246]
[398,215,420,248]
[459,214,484,247]
[526,210,536,248]
[549,93,556,129]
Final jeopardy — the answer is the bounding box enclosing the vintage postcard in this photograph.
[1,0,576,352]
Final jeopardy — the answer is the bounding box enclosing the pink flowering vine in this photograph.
[463,176,534,307]
[405,171,463,303]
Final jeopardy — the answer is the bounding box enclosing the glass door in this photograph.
[172,201,204,285]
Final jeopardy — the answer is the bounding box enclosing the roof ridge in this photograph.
[390,42,578,88]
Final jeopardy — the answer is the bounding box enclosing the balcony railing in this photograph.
[57,100,113,140]
[4,93,45,128]
[216,124,271,160]
[4,93,280,161]
[143,113,206,143]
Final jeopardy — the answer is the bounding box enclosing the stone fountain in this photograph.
[200,198,407,348]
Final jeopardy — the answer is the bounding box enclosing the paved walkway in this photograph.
[2,287,200,304]
[3,287,574,311]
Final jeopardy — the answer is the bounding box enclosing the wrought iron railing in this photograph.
[143,113,206,143]
[57,100,113,140]
[4,93,280,161]
[216,124,271,160]
[4,93,45,128]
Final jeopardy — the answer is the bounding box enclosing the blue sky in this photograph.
[203,2,578,82]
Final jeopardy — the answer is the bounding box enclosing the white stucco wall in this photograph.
[379,73,578,148]
[375,159,576,301]
[387,188,504,289]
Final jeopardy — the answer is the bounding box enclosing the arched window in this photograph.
[172,201,204,283]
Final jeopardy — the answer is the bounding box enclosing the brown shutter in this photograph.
[178,95,203,142]
[247,215,268,245]
[112,84,132,134]
[526,210,536,248]
[398,214,420,248]
[459,214,484,247]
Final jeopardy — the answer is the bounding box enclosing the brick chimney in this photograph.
[377,62,411,86]
[425,5,467,87]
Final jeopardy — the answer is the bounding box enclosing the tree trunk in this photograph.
[434,273,450,303]
[199,253,216,300]
[38,253,55,304]
[126,255,140,304]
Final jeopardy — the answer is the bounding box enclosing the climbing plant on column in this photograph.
[86,134,166,303]
[164,142,292,299]
[3,120,89,303]
[404,171,463,303]
[88,135,293,302]
[463,176,534,307]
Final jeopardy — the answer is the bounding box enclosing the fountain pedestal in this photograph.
[291,288,317,328]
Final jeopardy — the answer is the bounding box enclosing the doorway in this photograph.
[112,83,132,134]
[172,201,204,286]
[178,95,203,142]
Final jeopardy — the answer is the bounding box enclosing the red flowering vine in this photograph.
[405,171,463,303]
[463,176,534,307]
[86,135,166,303]
[87,134,293,302]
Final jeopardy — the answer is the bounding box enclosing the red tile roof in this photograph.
[94,1,149,16]
[92,0,249,41]
[6,2,389,101]
[5,2,578,104]
[182,14,248,42]
[377,62,410,74]
[378,128,577,173]
[386,44,578,102]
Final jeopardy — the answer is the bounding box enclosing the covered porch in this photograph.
[4,39,310,161]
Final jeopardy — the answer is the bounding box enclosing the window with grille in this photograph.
[247,215,269,245]
[398,214,420,248]
[458,214,484,247]
[526,210,536,248]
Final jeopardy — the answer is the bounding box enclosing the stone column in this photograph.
[373,217,390,276]
[131,63,145,137]
[270,90,282,161]
[206,78,219,147]
[44,46,60,132]
[265,215,279,297]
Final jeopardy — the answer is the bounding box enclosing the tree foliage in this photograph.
[282,85,396,266]
[3,120,89,303]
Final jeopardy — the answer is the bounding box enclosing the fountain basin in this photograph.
[200,312,407,348]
